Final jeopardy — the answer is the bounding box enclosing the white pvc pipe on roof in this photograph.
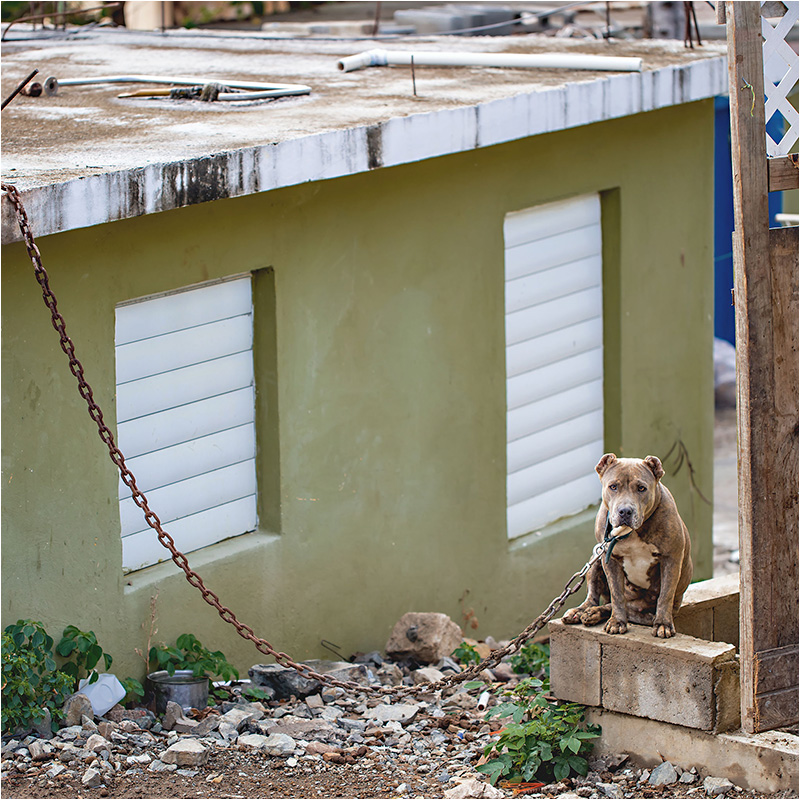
[337,49,642,73]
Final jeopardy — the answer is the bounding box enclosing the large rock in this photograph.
[248,661,371,699]
[649,761,678,787]
[160,739,209,767]
[703,776,736,796]
[62,693,93,727]
[386,612,463,664]
[363,703,421,724]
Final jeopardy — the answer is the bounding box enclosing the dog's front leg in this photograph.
[602,556,628,634]
[653,557,681,638]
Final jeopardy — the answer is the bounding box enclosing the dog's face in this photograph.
[596,453,664,530]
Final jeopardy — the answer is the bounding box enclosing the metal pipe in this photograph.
[46,74,311,100]
[1,69,39,110]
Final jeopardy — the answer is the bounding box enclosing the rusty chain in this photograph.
[2,181,613,702]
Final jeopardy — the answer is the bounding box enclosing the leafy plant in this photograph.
[510,641,551,688]
[149,633,239,681]
[452,641,482,666]
[120,676,145,706]
[240,684,273,702]
[2,620,73,735]
[56,625,113,691]
[477,677,600,786]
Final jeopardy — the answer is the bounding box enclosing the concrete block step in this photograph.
[549,618,740,732]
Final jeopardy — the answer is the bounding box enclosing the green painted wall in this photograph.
[1,101,715,683]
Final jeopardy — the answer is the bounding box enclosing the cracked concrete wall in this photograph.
[1,100,714,683]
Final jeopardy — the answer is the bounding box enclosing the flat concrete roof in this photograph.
[1,26,727,242]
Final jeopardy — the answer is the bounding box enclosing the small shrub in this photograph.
[120,676,145,706]
[451,641,482,666]
[149,633,239,681]
[509,641,550,688]
[2,620,73,735]
[477,677,600,786]
[56,625,113,691]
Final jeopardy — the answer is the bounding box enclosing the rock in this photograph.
[194,715,221,736]
[376,664,404,686]
[46,763,67,779]
[306,694,324,709]
[364,703,421,724]
[219,706,263,730]
[444,777,506,798]
[680,771,699,784]
[85,734,111,754]
[352,651,384,668]
[413,667,445,685]
[148,759,177,772]
[488,662,515,682]
[105,708,152,724]
[81,767,103,787]
[62,694,93,727]
[28,740,53,761]
[81,715,98,731]
[436,656,463,674]
[386,612,464,664]
[160,739,209,767]
[218,721,240,741]
[238,733,271,750]
[249,664,320,699]
[305,741,338,756]
[704,776,736,796]
[596,782,624,798]
[263,733,296,757]
[32,708,54,740]
[649,761,678,787]
[270,716,339,741]
[162,701,198,733]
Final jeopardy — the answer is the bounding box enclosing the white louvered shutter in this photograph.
[115,276,257,571]
[505,194,604,539]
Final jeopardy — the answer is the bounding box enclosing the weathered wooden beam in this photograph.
[768,154,799,192]
[726,1,799,735]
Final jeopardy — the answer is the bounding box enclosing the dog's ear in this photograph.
[644,455,665,481]
[596,453,618,477]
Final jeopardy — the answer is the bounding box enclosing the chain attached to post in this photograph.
[2,181,613,700]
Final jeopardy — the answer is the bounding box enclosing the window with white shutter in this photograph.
[115,276,258,571]
[505,194,605,539]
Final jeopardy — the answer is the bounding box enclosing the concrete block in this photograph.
[600,625,737,731]
[585,707,799,796]
[676,574,740,649]
[549,621,601,706]
[549,619,739,731]
[674,604,713,640]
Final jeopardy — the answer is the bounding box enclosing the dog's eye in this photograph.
[609,484,618,491]
[637,485,647,492]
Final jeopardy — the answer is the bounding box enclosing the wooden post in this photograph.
[726,1,799,734]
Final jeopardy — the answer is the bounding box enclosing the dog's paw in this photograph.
[652,620,676,638]
[562,607,583,624]
[604,617,628,635]
[580,606,611,626]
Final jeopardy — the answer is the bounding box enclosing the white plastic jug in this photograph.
[77,673,126,717]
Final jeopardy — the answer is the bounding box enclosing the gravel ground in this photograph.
[1,657,795,800]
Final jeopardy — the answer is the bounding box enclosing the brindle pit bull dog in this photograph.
[563,453,693,638]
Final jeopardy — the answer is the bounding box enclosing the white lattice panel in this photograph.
[762,1,799,156]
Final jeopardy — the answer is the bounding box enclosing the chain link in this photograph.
[2,181,609,701]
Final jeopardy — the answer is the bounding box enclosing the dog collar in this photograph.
[604,513,632,562]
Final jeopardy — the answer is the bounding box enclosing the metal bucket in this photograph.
[147,670,209,713]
